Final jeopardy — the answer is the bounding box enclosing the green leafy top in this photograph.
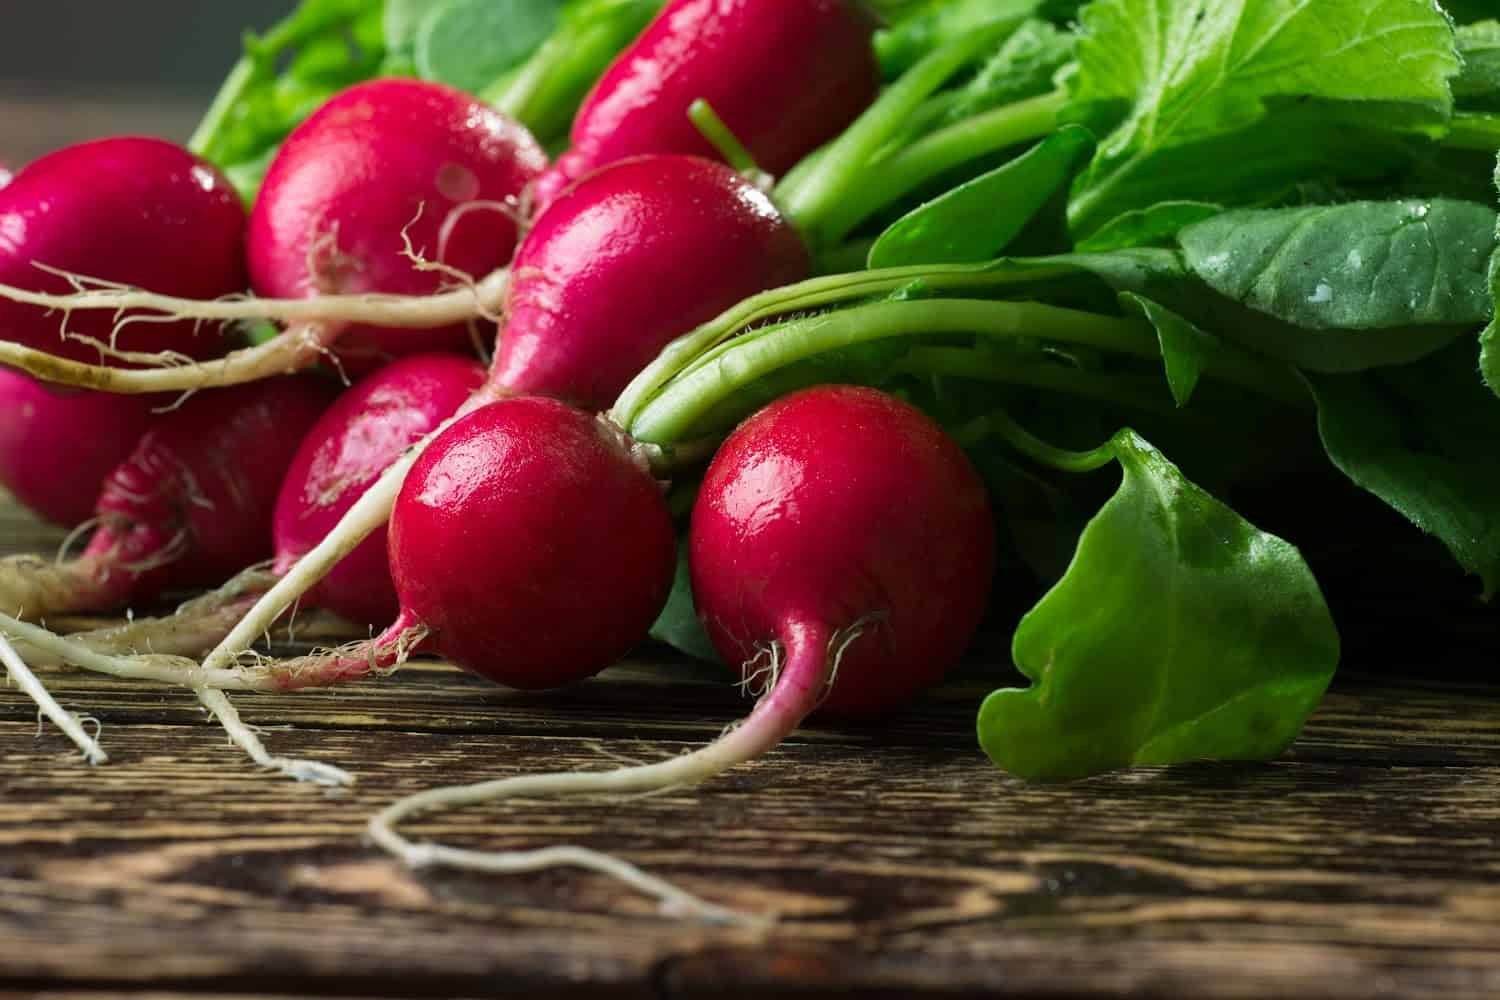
[1065,0,1462,234]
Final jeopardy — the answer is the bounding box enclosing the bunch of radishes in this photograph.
[0,0,1014,920]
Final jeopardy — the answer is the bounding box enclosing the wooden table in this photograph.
[2,499,1499,999]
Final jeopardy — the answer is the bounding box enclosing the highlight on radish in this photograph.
[364,385,994,922]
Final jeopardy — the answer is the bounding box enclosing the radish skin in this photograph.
[239,397,675,690]
[366,386,994,918]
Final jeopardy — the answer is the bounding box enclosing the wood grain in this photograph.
[2,500,1499,999]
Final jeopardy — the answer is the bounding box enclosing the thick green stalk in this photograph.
[774,20,1021,247]
[807,86,1066,247]
[627,299,1159,445]
[953,409,1119,472]
[608,261,1080,428]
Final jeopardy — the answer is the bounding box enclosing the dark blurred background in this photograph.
[0,2,299,163]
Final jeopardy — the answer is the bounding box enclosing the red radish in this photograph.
[248,78,547,371]
[0,370,156,526]
[691,385,995,719]
[0,137,246,366]
[272,353,486,627]
[8,354,485,670]
[533,0,879,207]
[490,154,810,410]
[0,376,332,619]
[257,396,675,691]
[363,385,993,921]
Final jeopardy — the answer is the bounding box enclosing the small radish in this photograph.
[0,371,156,526]
[364,385,994,921]
[272,353,486,628]
[0,376,332,620]
[491,155,811,410]
[0,81,546,394]
[248,79,547,371]
[533,0,880,206]
[9,354,485,667]
[690,385,995,719]
[0,137,246,366]
[245,396,675,692]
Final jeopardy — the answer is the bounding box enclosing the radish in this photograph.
[246,79,545,372]
[272,353,487,628]
[0,80,546,393]
[0,376,332,620]
[491,155,811,411]
[219,395,676,693]
[532,0,880,207]
[0,137,246,366]
[364,385,993,921]
[8,354,485,669]
[0,371,156,526]
[0,162,10,189]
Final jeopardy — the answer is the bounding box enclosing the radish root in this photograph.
[365,622,851,926]
[0,267,511,394]
[0,632,108,764]
[0,612,353,784]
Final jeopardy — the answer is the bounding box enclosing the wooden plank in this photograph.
[3,498,1500,998]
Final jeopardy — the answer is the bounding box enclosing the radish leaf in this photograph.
[978,429,1339,781]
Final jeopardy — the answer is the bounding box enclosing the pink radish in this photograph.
[533,0,879,207]
[248,78,547,372]
[491,154,810,410]
[0,137,246,366]
[364,385,993,921]
[0,371,156,526]
[0,376,332,619]
[272,353,486,628]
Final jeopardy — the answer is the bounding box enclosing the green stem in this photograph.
[688,100,772,187]
[898,346,1178,416]
[807,86,1066,247]
[489,1,660,143]
[628,298,1159,446]
[774,19,1020,248]
[953,409,1118,473]
[1440,112,1500,152]
[187,55,254,156]
[608,260,1080,428]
